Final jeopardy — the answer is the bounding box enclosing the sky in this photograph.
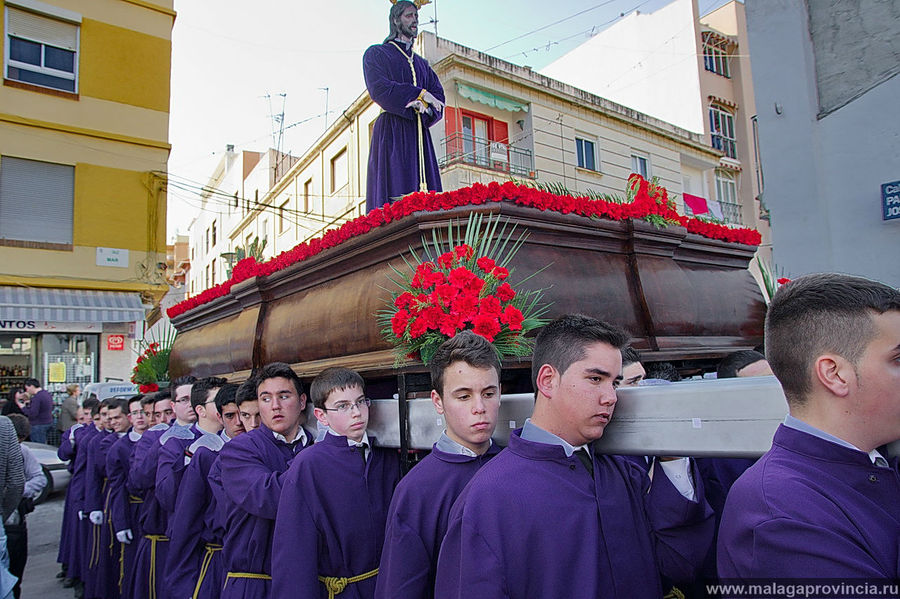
[166,0,733,239]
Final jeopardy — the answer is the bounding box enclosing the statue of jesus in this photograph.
[363,0,445,212]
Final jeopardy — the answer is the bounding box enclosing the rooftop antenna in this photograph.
[319,87,330,132]
[264,92,287,178]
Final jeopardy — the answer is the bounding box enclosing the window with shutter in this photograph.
[0,156,74,247]
[4,6,80,94]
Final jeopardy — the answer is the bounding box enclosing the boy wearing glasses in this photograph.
[376,331,502,599]
[272,367,400,599]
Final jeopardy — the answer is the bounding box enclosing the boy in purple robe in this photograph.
[718,273,900,581]
[435,315,714,599]
[154,376,199,518]
[56,402,95,589]
[128,389,174,599]
[107,395,149,596]
[81,400,114,598]
[272,368,400,599]
[363,0,444,212]
[218,364,312,599]
[166,383,240,599]
[376,331,502,599]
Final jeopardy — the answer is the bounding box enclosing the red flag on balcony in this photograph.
[683,193,709,215]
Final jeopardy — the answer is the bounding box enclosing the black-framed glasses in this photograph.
[323,398,371,414]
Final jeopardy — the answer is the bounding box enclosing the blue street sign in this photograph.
[883,180,900,221]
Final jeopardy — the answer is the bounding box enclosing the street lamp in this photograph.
[220,251,237,278]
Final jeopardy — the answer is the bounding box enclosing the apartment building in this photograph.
[0,0,174,387]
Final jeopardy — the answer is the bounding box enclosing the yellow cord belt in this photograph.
[389,41,428,192]
[118,541,125,592]
[225,571,272,586]
[191,543,223,599]
[145,534,169,599]
[318,567,379,599]
[128,495,144,504]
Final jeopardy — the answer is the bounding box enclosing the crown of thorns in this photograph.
[390,0,431,8]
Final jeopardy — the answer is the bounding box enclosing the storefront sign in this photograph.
[107,334,125,351]
[883,180,900,221]
[96,247,130,268]
[0,320,101,334]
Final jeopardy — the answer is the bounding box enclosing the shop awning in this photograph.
[457,83,529,113]
[0,286,146,323]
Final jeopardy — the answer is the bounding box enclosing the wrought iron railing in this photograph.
[438,132,534,178]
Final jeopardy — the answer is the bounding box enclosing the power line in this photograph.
[484,0,620,52]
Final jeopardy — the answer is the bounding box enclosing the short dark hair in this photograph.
[140,394,156,408]
[107,398,128,414]
[621,346,642,367]
[215,383,239,415]
[172,375,197,388]
[6,387,24,403]
[190,377,228,410]
[23,378,39,388]
[430,331,501,397]
[8,413,29,441]
[128,395,144,410]
[645,362,682,382]
[310,367,365,410]
[86,398,101,417]
[532,314,630,390]
[765,273,900,405]
[717,350,767,379]
[256,363,304,401]
[236,379,257,407]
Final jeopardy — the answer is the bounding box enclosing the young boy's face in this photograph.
[220,402,245,438]
[432,361,500,454]
[239,400,261,432]
[258,376,307,437]
[314,385,368,443]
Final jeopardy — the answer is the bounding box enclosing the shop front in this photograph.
[0,286,147,420]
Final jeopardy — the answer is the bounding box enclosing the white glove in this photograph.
[405,99,427,113]
[78,510,86,520]
[89,510,104,525]
[421,90,444,112]
[116,529,133,544]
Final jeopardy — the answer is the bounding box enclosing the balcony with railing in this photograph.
[438,132,534,178]
[711,132,737,160]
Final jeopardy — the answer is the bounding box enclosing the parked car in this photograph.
[81,382,139,402]
[23,441,70,504]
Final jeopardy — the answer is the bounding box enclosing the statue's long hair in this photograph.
[384,0,417,43]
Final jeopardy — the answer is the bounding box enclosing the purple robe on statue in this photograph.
[56,424,81,571]
[434,429,715,599]
[128,424,170,599]
[375,443,500,599]
[272,433,401,599]
[166,442,224,599]
[107,431,142,596]
[718,425,900,580]
[218,424,310,599]
[363,39,444,212]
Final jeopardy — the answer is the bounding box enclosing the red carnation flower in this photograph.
[501,305,525,330]
[448,267,475,289]
[394,292,414,309]
[409,317,428,339]
[777,277,791,285]
[435,284,458,305]
[139,383,159,393]
[437,252,455,269]
[472,314,501,342]
[391,309,410,337]
[492,266,509,280]
[479,295,502,315]
[451,295,479,321]
[476,256,496,272]
[496,282,516,302]
[454,244,474,260]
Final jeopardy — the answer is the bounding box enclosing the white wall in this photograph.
[746,0,900,285]
[541,0,704,133]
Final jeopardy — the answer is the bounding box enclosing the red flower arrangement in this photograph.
[168,175,762,319]
[377,213,549,364]
[131,332,173,391]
